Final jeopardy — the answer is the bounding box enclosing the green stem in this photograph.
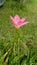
[26,50,30,65]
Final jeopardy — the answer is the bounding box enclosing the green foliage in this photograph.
[0,0,37,65]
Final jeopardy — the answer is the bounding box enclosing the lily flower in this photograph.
[10,15,29,28]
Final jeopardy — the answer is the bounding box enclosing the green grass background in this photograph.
[0,0,37,65]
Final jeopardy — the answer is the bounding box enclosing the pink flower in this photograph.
[10,15,29,28]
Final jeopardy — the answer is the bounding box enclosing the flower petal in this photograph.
[10,16,17,25]
[21,17,26,22]
[17,22,29,28]
[10,16,14,22]
[14,15,20,23]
